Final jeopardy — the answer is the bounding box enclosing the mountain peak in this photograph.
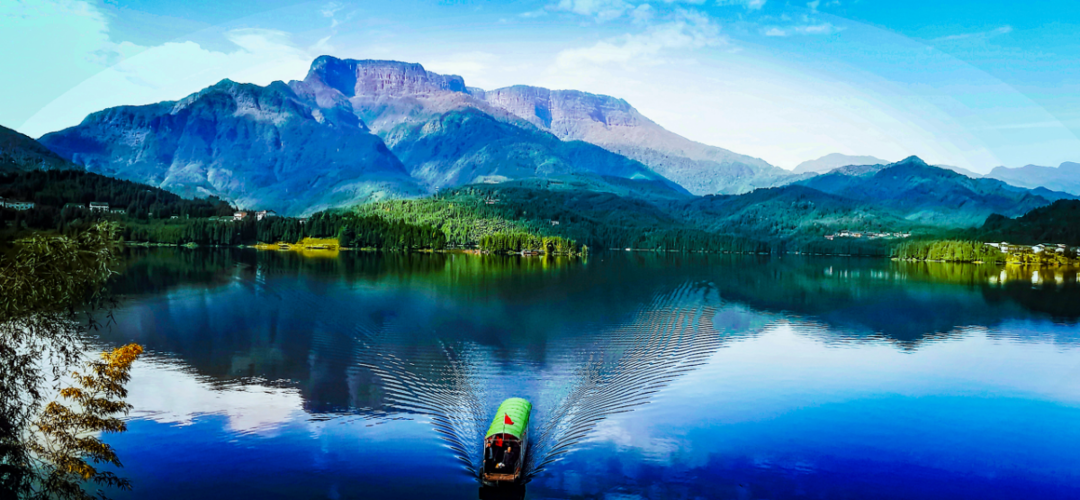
[895,155,929,167]
[304,56,467,98]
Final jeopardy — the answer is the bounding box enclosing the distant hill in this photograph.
[796,156,1072,227]
[0,124,79,173]
[984,162,1080,196]
[792,153,890,174]
[39,79,424,216]
[672,184,916,239]
[934,164,983,178]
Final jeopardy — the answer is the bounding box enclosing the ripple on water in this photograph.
[349,280,728,482]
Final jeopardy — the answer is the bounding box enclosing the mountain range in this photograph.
[14,55,1079,229]
[984,162,1080,196]
[794,157,1073,227]
[37,56,810,215]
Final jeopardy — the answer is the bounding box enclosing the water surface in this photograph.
[96,250,1080,499]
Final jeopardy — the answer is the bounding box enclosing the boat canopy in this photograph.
[485,398,532,439]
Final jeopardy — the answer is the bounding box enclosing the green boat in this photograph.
[482,398,532,485]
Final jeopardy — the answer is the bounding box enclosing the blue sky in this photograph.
[2,0,1077,170]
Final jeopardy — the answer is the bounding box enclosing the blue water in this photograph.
[95,250,1080,499]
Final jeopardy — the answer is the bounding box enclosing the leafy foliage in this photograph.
[27,344,144,499]
[891,240,1005,263]
[0,222,142,499]
[120,212,447,249]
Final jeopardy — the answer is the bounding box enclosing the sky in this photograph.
[1,0,1077,171]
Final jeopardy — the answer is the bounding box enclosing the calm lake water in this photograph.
[94,249,1080,499]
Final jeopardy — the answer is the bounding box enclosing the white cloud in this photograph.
[717,0,766,10]
[320,2,343,18]
[630,3,656,25]
[20,27,315,137]
[0,0,131,129]
[554,0,711,22]
[764,22,841,37]
[555,0,633,21]
[553,9,723,71]
[424,51,501,88]
[935,25,1013,42]
[520,9,549,18]
[807,0,820,13]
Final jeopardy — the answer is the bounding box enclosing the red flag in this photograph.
[504,413,514,426]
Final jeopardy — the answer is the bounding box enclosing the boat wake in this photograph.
[357,280,726,481]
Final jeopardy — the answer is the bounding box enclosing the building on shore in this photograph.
[0,198,35,210]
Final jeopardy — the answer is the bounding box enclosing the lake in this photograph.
[94,249,1080,499]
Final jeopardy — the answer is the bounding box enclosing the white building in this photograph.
[89,202,109,212]
[1,198,35,210]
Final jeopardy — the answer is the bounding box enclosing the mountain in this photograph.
[934,164,982,178]
[39,79,423,216]
[475,85,796,195]
[0,124,78,173]
[796,156,1071,227]
[984,162,1080,196]
[290,57,688,195]
[792,153,890,175]
[36,56,802,212]
[375,107,686,195]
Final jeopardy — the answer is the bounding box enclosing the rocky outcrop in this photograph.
[304,56,468,98]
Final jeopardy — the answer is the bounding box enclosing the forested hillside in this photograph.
[978,200,1080,245]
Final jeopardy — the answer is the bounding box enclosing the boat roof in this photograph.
[485,397,532,439]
